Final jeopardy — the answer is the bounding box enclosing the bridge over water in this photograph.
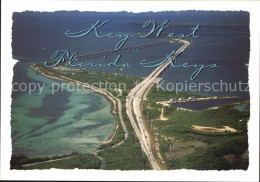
[74,41,169,61]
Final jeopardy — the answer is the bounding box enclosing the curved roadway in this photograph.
[126,39,190,170]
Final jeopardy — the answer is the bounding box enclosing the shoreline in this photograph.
[31,64,118,145]
[106,123,119,143]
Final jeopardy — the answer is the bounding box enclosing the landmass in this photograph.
[11,50,249,170]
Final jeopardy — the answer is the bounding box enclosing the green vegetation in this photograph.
[69,71,141,95]
[161,105,248,139]
[145,86,249,170]
[98,97,151,170]
[32,63,151,170]
[33,63,249,170]
[35,63,142,97]
[240,149,249,160]
[147,86,206,103]
[142,102,161,120]
[22,153,101,170]
[98,137,150,170]
[11,152,79,169]
[11,152,101,170]
[143,86,207,122]
[170,135,248,170]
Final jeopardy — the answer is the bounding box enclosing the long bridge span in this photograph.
[126,39,190,170]
[74,41,169,61]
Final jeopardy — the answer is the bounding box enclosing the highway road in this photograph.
[126,39,190,170]
[33,64,129,142]
[74,42,168,61]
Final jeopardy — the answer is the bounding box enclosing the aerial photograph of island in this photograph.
[11,10,250,170]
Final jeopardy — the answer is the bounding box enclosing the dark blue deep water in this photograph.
[12,11,250,98]
[11,11,250,156]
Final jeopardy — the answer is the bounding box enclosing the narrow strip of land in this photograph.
[32,65,128,145]
[126,39,190,170]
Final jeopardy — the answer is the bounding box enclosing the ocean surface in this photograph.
[11,11,250,157]
[11,63,115,157]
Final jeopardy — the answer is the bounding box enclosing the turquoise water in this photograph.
[11,65,115,158]
[11,11,250,157]
[233,103,250,111]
